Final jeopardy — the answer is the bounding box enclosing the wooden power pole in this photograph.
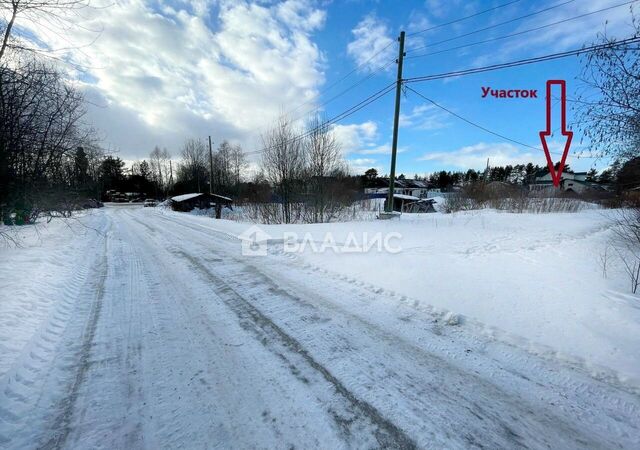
[385,31,406,214]
[208,136,214,195]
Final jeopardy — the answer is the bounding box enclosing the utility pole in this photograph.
[484,158,490,182]
[208,135,214,195]
[385,31,406,214]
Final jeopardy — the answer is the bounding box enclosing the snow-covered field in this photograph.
[0,204,639,449]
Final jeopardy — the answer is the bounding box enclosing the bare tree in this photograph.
[261,116,305,224]
[303,115,347,223]
[0,57,91,220]
[178,138,207,193]
[575,8,640,161]
[149,146,171,195]
[0,0,94,62]
[212,140,232,193]
[230,143,247,191]
[611,207,640,294]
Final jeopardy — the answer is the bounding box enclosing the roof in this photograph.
[393,194,420,201]
[171,193,233,203]
[171,193,203,202]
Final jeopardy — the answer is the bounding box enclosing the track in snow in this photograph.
[0,205,639,449]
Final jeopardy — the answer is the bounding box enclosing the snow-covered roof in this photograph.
[171,193,233,203]
[393,194,420,201]
[171,193,203,202]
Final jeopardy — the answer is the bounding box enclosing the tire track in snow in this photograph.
[143,209,639,449]
[119,207,372,448]
[173,249,418,450]
[39,227,109,450]
[0,214,110,449]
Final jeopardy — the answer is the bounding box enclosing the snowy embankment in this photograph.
[0,211,106,378]
[148,206,640,386]
[1,205,639,448]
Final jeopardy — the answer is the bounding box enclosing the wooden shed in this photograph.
[383,194,437,213]
[170,193,232,217]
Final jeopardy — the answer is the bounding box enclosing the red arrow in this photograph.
[539,80,573,187]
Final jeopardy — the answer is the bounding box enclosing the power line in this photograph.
[407,0,577,54]
[408,0,523,36]
[284,42,395,120]
[288,60,394,124]
[404,36,640,83]
[289,0,525,118]
[274,0,547,128]
[406,0,639,60]
[245,82,396,156]
[405,85,599,158]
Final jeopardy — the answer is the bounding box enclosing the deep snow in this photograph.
[153,206,640,386]
[0,204,639,449]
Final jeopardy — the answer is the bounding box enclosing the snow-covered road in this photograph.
[1,205,639,449]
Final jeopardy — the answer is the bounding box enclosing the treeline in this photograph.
[0,54,103,224]
[254,115,358,224]
[406,163,616,191]
[95,139,248,200]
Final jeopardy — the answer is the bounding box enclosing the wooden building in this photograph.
[170,193,232,218]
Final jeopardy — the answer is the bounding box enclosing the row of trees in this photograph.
[175,139,246,195]
[0,54,100,222]
[361,162,625,192]
[260,115,353,223]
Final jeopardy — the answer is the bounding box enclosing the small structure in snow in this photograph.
[170,193,232,218]
[380,194,437,213]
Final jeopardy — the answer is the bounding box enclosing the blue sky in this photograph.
[15,0,637,175]
[309,0,635,175]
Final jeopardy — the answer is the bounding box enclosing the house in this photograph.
[170,192,232,217]
[528,169,604,195]
[364,178,434,198]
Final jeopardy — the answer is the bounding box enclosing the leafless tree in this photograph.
[575,8,640,161]
[230,143,247,190]
[303,115,348,223]
[178,138,207,193]
[0,57,92,220]
[611,207,640,294]
[1,0,95,62]
[149,146,171,195]
[261,116,305,224]
[213,140,232,192]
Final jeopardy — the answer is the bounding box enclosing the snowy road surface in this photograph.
[1,205,639,449]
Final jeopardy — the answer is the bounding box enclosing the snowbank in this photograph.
[144,207,640,385]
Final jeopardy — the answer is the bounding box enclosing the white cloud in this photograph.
[347,162,382,176]
[423,0,467,19]
[346,14,395,72]
[399,104,449,130]
[18,0,327,160]
[358,144,390,155]
[418,142,537,169]
[333,121,378,154]
[475,0,636,63]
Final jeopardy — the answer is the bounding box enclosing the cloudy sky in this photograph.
[10,0,638,175]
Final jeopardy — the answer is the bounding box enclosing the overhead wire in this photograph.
[405,85,599,158]
[407,0,577,54]
[407,0,523,36]
[404,36,640,83]
[406,0,639,59]
[245,82,396,156]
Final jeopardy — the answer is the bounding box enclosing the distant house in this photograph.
[528,169,607,195]
[170,193,232,216]
[364,178,434,198]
